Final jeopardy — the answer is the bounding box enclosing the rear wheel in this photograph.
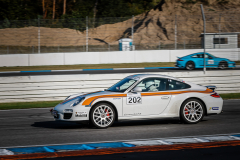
[90,103,115,129]
[185,61,195,70]
[180,99,205,124]
[218,61,228,69]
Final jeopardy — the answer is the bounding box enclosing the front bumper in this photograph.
[228,62,236,68]
[50,106,90,122]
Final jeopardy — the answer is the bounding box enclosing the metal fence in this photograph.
[0,13,240,54]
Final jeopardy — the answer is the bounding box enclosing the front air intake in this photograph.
[64,113,72,119]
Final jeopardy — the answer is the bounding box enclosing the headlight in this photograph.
[71,97,85,107]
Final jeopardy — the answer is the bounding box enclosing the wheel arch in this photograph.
[219,60,228,65]
[89,101,119,121]
[185,61,195,70]
[186,60,194,64]
[179,97,207,116]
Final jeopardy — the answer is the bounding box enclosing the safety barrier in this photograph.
[0,70,239,103]
[0,48,239,67]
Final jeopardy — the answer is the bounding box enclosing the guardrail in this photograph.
[0,70,239,103]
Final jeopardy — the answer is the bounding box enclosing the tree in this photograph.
[53,0,56,19]
[63,0,66,15]
[93,0,98,27]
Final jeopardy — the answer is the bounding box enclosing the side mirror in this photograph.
[131,87,142,93]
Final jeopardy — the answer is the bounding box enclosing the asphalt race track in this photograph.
[0,100,240,149]
[0,67,240,77]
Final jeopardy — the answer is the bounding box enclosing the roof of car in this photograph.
[182,52,210,57]
[128,74,183,81]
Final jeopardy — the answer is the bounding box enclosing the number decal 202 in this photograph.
[127,96,142,104]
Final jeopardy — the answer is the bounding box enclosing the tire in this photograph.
[185,61,195,70]
[180,99,205,124]
[218,61,228,69]
[90,103,115,129]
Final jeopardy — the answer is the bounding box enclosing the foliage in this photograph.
[0,0,160,21]
[0,0,41,20]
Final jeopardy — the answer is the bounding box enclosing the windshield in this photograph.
[207,53,216,58]
[106,78,137,92]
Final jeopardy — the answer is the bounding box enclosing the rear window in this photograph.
[167,79,191,90]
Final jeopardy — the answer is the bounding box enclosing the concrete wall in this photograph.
[0,49,239,67]
[0,70,239,103]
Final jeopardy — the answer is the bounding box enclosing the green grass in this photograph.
[220,93,240,100]
[0,93,239,110]
[235,61,240,65]
[0,101,62,110]
[0,62,175,72]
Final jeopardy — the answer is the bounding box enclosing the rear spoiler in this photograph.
[205,85,217,91]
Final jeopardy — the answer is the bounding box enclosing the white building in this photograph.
[200,32,239,49]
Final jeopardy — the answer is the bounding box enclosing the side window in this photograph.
[204,54,212,59]
[191,55,198,58]
[167,79,191,90]
[198,54,203,58]
[135,78,167,92]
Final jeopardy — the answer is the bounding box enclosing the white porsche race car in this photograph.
[51,74,223,129]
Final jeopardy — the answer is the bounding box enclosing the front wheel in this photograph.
[218,61,228,69]
[90,103,115,129]
[180,99,205,124]
[185,61,195,70]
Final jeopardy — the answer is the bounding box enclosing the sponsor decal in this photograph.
[208,60,214,64]
[113,98,121,100]
[209,107,219,110]
[75,112,87,117]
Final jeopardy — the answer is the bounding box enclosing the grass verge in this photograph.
[0,61,239,72]
[220,93,240,100]
[0,101,62,110]
[0,93,239,110]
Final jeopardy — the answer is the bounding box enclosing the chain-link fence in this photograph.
[0,13,240,54]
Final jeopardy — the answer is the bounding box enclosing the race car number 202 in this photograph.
[127,93,142,105]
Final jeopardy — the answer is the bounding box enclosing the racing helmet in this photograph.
[145,80,154,88]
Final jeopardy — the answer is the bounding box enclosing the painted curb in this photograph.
[0,67,176,74]
[1,133,240,156]
[1,141,240,160]
[0,65,239,74]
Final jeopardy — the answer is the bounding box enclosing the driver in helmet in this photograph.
[145,80,158,92]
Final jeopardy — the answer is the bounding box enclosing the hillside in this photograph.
[0,0,240,48]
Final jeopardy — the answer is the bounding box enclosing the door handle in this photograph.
[161,96,169,99]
